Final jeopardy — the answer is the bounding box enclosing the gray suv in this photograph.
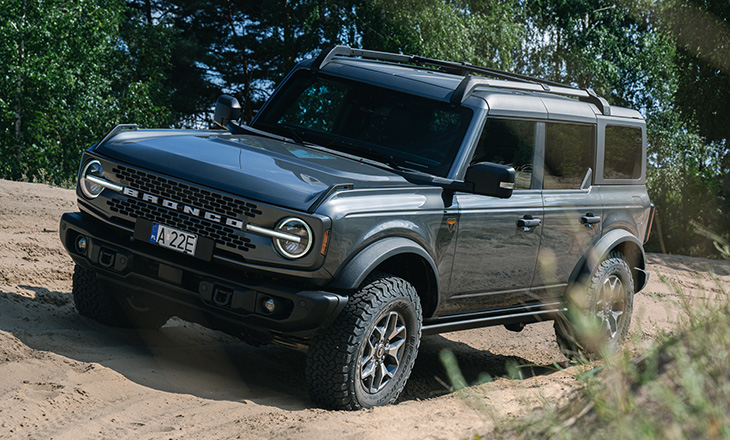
[59,46,654,410]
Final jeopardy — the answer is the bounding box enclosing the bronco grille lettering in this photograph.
[122,186,245,230]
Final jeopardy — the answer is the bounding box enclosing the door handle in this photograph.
[517,216,541,228]
[580,213,601,226]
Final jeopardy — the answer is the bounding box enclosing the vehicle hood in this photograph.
[94,129,410,211]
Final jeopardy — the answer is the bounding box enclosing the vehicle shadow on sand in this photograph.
[2,286,568,410]
[401,334,569,402]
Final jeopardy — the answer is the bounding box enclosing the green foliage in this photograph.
[0,0,728,257]
[0,0,120,183]
[646,110,729,256]
[658,0,730,144]
[516,0,729,257]
[0,0,179,185]
[358,0,522,67]
[504,273,730,439]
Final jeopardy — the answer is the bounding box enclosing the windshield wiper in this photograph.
[326,139,407,170]
[323,139,453,185]
[227,121,297,144]
[277,124,307,145]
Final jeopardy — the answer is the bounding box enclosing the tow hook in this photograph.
[98,248,115,268]
[213,286,233,306]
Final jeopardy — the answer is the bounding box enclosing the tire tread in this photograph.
[306,273,422,410]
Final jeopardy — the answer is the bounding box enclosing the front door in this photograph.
[443,118,543,315]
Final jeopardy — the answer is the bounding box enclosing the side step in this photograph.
[422,305,565,335]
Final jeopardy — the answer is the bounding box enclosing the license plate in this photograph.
[149,223,198,256]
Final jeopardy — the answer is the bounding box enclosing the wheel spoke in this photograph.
[594,274,629,340]
[361,340,374,367]
[606,277,622,300]
[370,362,386,392]
[359,309,410,394]
[387,322,406,342]
[373,322,386,343]
[361,358,376,381]
[604,313,615,336]
[384,312,399,340]
[385,338,404,363]
[379,361,392,383]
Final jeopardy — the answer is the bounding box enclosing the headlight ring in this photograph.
[80,160,105,199]
[273,217,313,259]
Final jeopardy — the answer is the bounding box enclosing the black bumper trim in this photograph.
[60,211,347,338]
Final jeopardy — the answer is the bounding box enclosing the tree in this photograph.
[0,0,180,184]
[0,0,121,182]
[357,0,522,68]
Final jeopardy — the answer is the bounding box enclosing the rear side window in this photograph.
[471,118,535,190]
[604,125,642,179]
[544,122,594,189]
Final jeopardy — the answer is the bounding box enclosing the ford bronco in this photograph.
[60,46,653,409]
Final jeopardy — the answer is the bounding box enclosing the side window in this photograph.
[472,118,535,190]
[604,125,642,179]
[544,122,594,189]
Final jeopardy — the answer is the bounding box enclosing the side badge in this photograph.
[447,218,457,233]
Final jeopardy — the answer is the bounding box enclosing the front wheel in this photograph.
[305,273,422,410]
[554,251,635,358]
[72,264,170,329]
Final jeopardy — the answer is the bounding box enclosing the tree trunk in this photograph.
[14,37,24,176]
[226,0,252,123]
[145,0,153,24]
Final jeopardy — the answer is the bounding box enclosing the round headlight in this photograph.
[273,218,313,259]
[80,160,105,199]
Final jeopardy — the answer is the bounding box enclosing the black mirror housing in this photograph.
[464,162,515,198]
[213,95,242,128]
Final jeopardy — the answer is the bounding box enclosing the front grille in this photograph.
[108,198,256,252]
[112,165,263,219]
[108,165,259,253]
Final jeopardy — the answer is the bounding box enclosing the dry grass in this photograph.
[495,269,730,439]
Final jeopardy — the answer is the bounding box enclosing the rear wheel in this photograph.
[306,273,422,410]
[72,264,169,329]
[554,251,634,358]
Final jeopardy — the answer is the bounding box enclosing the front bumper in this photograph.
[60,211,347,340]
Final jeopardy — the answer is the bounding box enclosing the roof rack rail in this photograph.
[310,45,611,116]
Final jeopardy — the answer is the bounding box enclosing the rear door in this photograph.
[533,112,603,299]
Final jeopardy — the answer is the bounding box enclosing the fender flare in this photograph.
[582,228,648,291]
[328,237,440,294]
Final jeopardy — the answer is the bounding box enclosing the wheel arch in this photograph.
[573,228,648,292]
[328,237,440,318]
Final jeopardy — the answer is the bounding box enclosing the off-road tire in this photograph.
[306,273,422,410]
[72,264,169,329]
[554,251,634,359]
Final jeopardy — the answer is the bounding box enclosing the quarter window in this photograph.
[471,119,536,190]
[544,123,594,189]
[604,125,642,179]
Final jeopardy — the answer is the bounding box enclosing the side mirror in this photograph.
[464,162,515,198]
[213,95,242,128]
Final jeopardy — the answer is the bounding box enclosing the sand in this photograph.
[1,178,728,439]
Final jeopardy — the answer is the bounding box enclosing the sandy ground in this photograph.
[1,178,729,440]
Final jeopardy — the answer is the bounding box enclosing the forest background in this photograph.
[1,0,728,257]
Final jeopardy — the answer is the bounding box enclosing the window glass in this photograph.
[604,125,642,179]
[278,81,349,132]
[471,119,535,190]
[544,123,594,189]
[257,72,473,177]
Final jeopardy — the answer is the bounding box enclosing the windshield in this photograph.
[255,71,473,177]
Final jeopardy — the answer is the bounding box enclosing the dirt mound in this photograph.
[1,178,727,439]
